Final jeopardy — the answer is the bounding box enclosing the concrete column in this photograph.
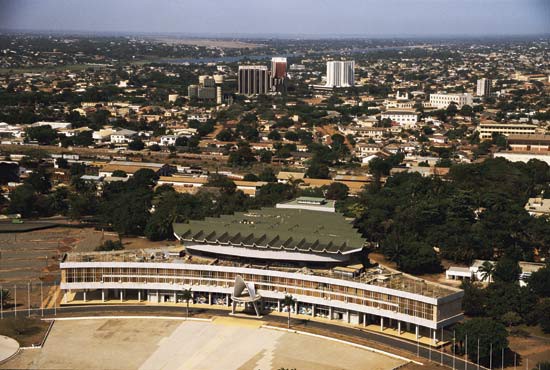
[226,294,230,306]
[83,291,87,302]
[294,302,298,315]
[101,290,105,302]
[415,325,420,339]
[208,292,212,305]
[328,306,333,320]
[173,292,177,303]
[380,317,384,331]
[311,304,315,317]
[363,313,367,327]
[64,292,68,303]
[398,321,402,334]
[277,300,281,312]
[345,310,350,323]
[433,329,437,344]
[138,291,141,302]
[120,290,123,302]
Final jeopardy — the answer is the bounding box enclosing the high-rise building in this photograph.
[271,57,287,93]
[238,65,271,95]
[188,76,218,101]
[326,61,355,88]
[476,78,492,97]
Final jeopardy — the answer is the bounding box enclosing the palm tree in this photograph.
[182,289,192,318]
[478,261,495,283]
[283,295,295,329]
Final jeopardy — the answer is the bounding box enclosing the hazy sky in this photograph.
[1,0,549,37]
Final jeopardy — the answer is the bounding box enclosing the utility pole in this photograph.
[27,281,30,317]
[40,281,44,317]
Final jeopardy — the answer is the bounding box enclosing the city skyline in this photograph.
[1,0,549,37]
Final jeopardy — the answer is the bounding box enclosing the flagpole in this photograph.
[465,334,468,370]
[453,330,456,370]
[489,342,493,370]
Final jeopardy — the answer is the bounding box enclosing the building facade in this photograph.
[429,93,473,109]
[476,122,537,139]
[476,78,492,97]
[326,61,355,88]
[238,66,272,95]
[60,251,463,337]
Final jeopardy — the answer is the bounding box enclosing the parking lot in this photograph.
[2,317,407,370]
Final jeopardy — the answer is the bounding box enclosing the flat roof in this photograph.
[173,207,366,254]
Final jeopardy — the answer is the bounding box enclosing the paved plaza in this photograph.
[2,317,407,370]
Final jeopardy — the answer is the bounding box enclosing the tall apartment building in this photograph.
[429,93,473,109]
[238,65,271,95]
[476,78,492,97]
[326,61,355,88]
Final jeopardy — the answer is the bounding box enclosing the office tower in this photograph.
[238,65,271,95]
[271,57,287,79]
[326,60,355,88]
[476,78,492,97]
[271,57,287,93]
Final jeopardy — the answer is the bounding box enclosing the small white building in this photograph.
[380,110,418,128]
[429,93,473,109]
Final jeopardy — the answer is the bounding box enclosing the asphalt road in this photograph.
[2,304,487,370]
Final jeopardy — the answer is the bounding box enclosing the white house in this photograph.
[110,129,138,144]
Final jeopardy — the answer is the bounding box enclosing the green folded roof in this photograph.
[173,207,367,254]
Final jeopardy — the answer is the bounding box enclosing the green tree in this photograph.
[128,138,145,151]
[25,125,57,145]
[24,168,51,194]
[95,240,124,251]
[325,182,349,200]
[8,184,37,217]
[111,170,127,178]
[455,318,508,367]
[527,264,550,297]
[493,257,521,284]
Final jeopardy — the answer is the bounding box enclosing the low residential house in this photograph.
[277,171,305,184]
[446,260,545,287]
[355,143,383,158]
[160,135,178,146]
[157,176,208,192]
[110,129,138,144]
[234,181,267,197]
[98,161,176,177]
[524,197,550,217]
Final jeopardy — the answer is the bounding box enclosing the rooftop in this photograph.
[63,248,460,299]
[173,206,364,255]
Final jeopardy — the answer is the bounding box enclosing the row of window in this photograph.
[64,267,436,320]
